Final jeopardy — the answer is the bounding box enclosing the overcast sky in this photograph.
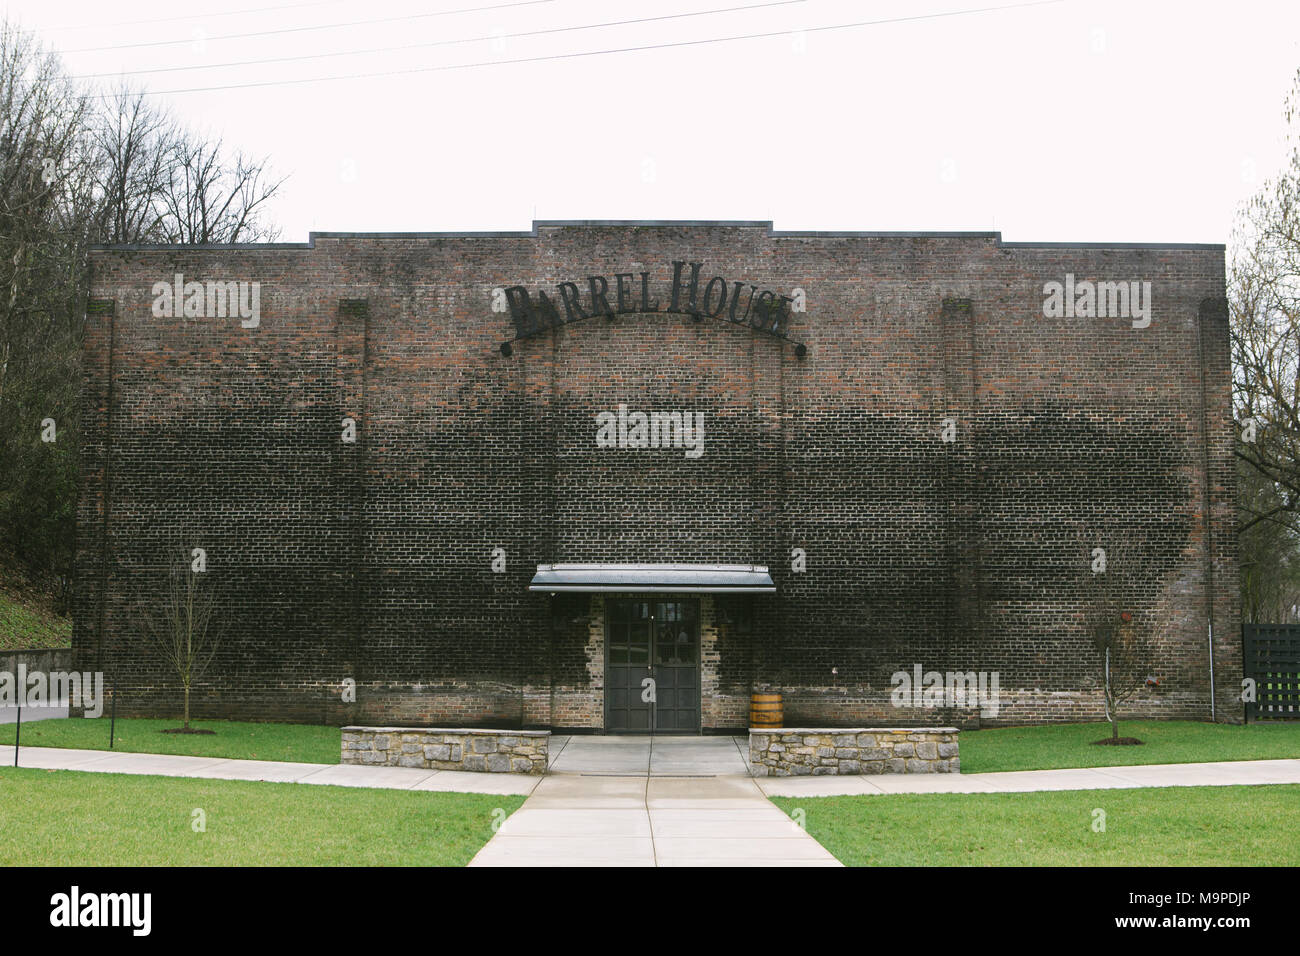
[8,0,1300,242]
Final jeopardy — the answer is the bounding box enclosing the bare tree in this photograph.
[1083,549,1158,742]
[0,20,94,587]
[1087,610,1158,743]
[1233,66,1300,535]
[1239,459,1300,622]
[141,552,222,731]
[159,132,285,244]
[87,84,176,244]
[0,17,289,600]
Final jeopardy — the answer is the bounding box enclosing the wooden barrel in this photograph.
[750,692,783,728]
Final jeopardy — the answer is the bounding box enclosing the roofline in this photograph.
[87,219,1226,252]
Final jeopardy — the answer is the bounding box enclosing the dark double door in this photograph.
[606,598,700,733]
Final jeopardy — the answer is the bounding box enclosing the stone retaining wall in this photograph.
[341,726,548,774]
[750,728,959,776]
[0,647,73,677]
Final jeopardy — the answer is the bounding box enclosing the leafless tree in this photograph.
[1083,548,1158,742]
[1087,611,1158,742]
[1233,66,1300,535]
[159,133,285,244]
[1239,459,1300,622]
[87,84,175,244]
[0,17,288,596]
[0,20,93,587]
[141,552,222,731]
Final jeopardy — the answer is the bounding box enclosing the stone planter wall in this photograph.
[341,726,549,774]
[750,728,959,776]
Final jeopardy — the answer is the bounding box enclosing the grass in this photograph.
[961,720,1300,773]
[0,547,71,650]
[0,766,522,865]
[773,785,1300,866]
[0,588,70,650]
[1,718,341,764]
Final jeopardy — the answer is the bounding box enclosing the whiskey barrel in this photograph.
[750,692,783,728]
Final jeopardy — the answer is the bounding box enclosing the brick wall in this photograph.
[77,222,1238,729]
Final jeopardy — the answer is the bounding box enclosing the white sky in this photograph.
[8,0,1300,243]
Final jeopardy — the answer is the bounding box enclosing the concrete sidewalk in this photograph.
[0,702,69,724]
[469,774,841,867]
[547,734,751,775]
[756,758,1300,797]
[5,743,1299,798]
[0,745,537,795]
[469,754,1300,867]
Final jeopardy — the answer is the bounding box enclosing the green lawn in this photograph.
[1,718,341,764]
[773,785,1300,866]
[962,720,1300,773]
[0,766,523,865]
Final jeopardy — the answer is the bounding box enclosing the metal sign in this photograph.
[497,261,808,357]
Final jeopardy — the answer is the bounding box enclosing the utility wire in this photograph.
[73,0,800,79]
[80,0,1066,98]
[62,0,557,54]
[24,0,346,33]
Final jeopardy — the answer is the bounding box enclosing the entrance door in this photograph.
[605,598,700,733]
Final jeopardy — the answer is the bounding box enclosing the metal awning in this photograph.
[528,563,775,594]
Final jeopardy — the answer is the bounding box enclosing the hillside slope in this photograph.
[0,550,71,650]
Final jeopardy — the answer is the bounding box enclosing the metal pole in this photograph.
[1207,622,1216,721]
[1104,647,1111,726]
[13,703,20,767]
[109,681,117,749]
[1243,623,1250,724]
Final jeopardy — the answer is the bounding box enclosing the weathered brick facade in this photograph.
[76,221,1239,730]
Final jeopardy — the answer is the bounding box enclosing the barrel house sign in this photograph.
[75,221,1239,735]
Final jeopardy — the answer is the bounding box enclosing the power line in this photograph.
[62,0,557,54]
[80,0,1067,98]
[72,0,804,79]
[25,0,347,33]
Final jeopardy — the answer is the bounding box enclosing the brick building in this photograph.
[75,221,1240,731]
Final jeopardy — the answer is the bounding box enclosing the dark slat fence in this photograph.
[1243,624,1300,721]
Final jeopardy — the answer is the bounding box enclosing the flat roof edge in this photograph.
[86,220,1224,252]
[999,240,1226,251]
[528,585,778,593]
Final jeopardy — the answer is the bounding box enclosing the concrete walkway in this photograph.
[547,734,751,775]
[469,773,840,867]
[0,702,69,724]
[467,748,1300,866]
[6,741,1300,798]
[755,758,1300,797]
[0,744,536,794]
